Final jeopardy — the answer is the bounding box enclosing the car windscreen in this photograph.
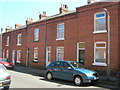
[1,59,11,62]
[0,65,7,73]
[70,62,84,69]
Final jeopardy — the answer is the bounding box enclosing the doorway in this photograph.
[77,42,85,65]
[46,46,51,67]
[12,50,15,65]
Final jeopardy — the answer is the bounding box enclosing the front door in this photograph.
[77,42,85,65]
[78,50,85,65]
[26,48,30,66]
[46,46,51,67]
[12,50,15,65]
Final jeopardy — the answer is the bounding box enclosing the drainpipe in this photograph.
[10,28,14,63]
[0,28,3,58]
[103,8,111,80]
[43,18,47,69]
[25,21,29,66]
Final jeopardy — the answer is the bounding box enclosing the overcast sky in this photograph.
[0,0,88,32]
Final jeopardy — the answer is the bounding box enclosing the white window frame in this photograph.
[17,50,21,63]
[56,47,64,61]
[93,12,107,34]
[34,28,39,41]
[56,23,65,40]
[6,36,9,46]
[17,34,22,46]
[92,42,107,66]
[34,47,38,60]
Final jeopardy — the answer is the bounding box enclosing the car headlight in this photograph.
[85,73,93,77]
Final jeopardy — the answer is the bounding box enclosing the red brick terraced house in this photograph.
[2,2,120,75]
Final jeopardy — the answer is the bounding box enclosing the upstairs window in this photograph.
[94,12,106,33]
[57,23,64,40]
[17,34,22,45]
[34,28,39,41]
[6,36,9,46]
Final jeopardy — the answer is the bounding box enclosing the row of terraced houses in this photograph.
[2,1,120,75]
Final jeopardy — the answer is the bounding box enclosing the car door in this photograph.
[51,61,62,79]
[60,62,73,81]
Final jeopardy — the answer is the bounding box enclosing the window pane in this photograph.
[95,49,106,63]
[96,13,105,18]
[34,47,38,59]
[95,18,106,31]
[57,24,64,39]
[57,47,64,61]
[17,50,21,63]
[34,29,39,41]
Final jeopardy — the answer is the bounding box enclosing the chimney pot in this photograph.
[59,4,69,14]
[6,26,12,32]
[26,18,34,25]
[39,11,47,19]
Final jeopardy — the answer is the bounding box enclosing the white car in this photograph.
[0,64,11,90]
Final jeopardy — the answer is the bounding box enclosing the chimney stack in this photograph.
[15,24,22,28]
[59,4,69,14]
[5,26,12,32]
[26,18,34,25]
[39,11,47,19]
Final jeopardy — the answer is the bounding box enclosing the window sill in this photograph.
[16,61,21,63]
[32,59,38,63]
[93,30,107,34]
[56,38,65,41]
[6,45,9,46]
[92,63,107,66]
[33,40,39,42]
[17,44,21,46]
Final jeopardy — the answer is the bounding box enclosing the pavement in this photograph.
[10,65,119,87]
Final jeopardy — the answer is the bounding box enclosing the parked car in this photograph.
[117,71,120,85]
[0,58,14,69]
[0,64,11,90]
[46,61,99,86]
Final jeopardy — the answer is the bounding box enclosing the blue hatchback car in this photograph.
[46,61,99,86]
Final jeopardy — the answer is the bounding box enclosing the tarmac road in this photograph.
[8,70,115,89]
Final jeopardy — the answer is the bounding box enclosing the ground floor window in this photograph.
[34,47,38,60]
[6,50,9,59]
[93,42,107,66]
[2,50,5,58]
[56,47,64,61]
[17,50,21,63]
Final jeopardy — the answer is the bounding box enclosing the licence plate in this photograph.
[0,83,3,86]
[94,77,99,80]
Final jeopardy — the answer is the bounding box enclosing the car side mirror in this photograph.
[68,67,72,70]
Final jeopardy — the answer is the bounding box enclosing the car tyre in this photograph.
[46,72,53,80]
[73,76,83,86]
[2,86,9,90]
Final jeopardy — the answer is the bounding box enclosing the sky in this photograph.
[0,0,88,33]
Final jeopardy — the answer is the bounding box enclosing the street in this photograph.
[8,70,116,89]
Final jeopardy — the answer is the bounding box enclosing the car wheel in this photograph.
[74,76,83,86]
[3,86,9,90]
[46,72,53,80]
